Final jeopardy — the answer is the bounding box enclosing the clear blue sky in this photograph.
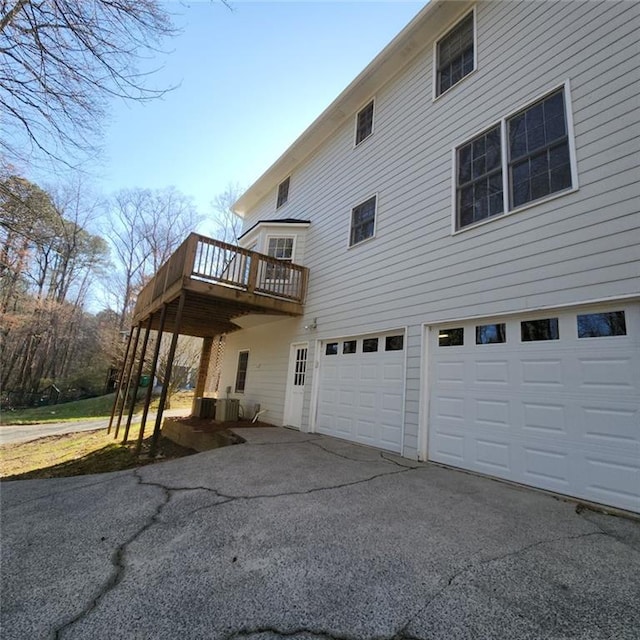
[95,1,425,218]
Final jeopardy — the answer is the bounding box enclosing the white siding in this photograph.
[218,318,302,426]
[230,1,640,456]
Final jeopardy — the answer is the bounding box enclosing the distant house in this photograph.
[131,1,639,514]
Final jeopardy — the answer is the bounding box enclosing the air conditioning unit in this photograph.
[193,397,216,419]
[215,398,240,422]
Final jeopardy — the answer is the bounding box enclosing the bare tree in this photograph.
[105,186,202,329]
[209,183,243,245]
[0,0,176,164]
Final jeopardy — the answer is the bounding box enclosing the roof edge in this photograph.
[233,0,451,216]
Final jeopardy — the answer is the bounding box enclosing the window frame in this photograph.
[276,177,290,209]
[234,350,249,393]
[354,99,375,147]
[348,194,378,248]
[451,80,579,234]
[264,234,296,282]
[433,7,477,100]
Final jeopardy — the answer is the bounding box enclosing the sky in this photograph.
[76,1,426,225]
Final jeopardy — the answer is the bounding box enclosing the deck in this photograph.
[131,233,309,336]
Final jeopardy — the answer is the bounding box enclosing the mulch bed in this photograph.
[162,416,275,434]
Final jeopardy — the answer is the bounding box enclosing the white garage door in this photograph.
[316,332,405,453]
[428,303,640,513]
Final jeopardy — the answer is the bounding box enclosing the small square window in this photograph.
[343,340,357,354]
[476,324,506,344]
[385,335,404,351]
[325,342,338,355]
[350,196,376,246]
[436,11,475,96]
[235,351,249,393]
[577,311,626,338]
[521,318,559,341]
[276,177,290,208]
[363,338,379,353]
[355,100,374,145]
[439,328,464,346]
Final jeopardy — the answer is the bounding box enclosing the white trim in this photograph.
[432,6,477,102]
[353,97,376,149]
[451,79,579,234]
[347,192,378,248]
[418,325,431,462]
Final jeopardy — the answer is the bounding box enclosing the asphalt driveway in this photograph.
[2,427,639,640]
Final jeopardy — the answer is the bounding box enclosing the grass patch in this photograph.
[0,391,195,425]
[0,423,195,480]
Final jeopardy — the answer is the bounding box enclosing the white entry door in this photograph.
[283,343,308,428]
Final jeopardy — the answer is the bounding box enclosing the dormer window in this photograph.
[355,100,374,145]
[276,177,290,208]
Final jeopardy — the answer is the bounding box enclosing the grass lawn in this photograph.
[0,391,195,425]
[0,423,195,480]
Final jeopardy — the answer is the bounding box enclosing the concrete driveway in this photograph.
[2,428,639,640]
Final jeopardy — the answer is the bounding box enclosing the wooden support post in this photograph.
[122,318,152,444]
[114,324,141,440]
[135,306,167,457]
[107,327,134,435]
[149,293,186,458]
[191,336,213,415]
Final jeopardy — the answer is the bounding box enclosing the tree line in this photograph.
[0,171,229,406]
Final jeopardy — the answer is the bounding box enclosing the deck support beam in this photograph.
[150,293,186,458]
[135,306,167,456]
[122,318,152,444]
[191,336,213,415]
[107,326,134,435]
[114,323,141,440]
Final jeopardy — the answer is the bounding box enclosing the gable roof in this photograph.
[233,0,462,217]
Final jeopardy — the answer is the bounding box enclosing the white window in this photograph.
[276,177,290,208]
[235,351,249,393]
[355,100,374,145]
[265,236,294,280]
[436,10,475,97]
[455,84,576,231]
[349,195,377,246]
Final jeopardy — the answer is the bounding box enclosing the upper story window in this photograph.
[355,100,374,145]
[436,10,475,97]
[266,236,294,280]
[455,84,576,231]
[276,177,290,208]
[349,195,377,246]
[508,90,572,208]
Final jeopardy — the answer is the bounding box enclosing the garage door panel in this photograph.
[316,333,404,453]
[428,303,640,513]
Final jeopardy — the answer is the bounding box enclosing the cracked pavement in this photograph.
[2,427,639,640]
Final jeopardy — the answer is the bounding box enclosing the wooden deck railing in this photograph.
[133,233,309,318]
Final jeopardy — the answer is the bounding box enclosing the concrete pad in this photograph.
[1,427,639,640]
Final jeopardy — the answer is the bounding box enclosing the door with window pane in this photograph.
[284,342,308,428]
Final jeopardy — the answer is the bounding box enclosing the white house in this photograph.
[171,1,640,513]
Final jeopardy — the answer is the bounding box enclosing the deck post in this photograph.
[122,317,152,444]
[247,254,258,293]
[135,306,167,456]
[107,326,134,434]
[149,292,186,458]
[191,336,213,414]
[114,323,141,439]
